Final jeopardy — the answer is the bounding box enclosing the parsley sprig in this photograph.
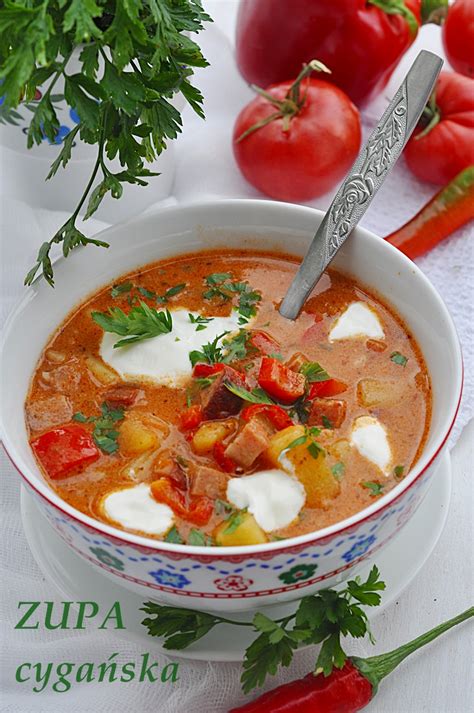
[141,565,386,693]
[0,1,211,286]
[203,273,261,324]
[92,301,173,347]
[73,402,124,454]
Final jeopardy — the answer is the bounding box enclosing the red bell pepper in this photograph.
[150,477,213,526]
[241,404,293,430]
[179,405,204,431]
[248,331,280,355]
[258,357,306,404]
[235,0,442,106]
[192,363,226,378]
[308,379,348,399]
[213,441,237,473]
[31,424,100,479]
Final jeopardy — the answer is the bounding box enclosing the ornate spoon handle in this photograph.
[279,50,443,320]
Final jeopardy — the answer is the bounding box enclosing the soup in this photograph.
[25,250,431,546]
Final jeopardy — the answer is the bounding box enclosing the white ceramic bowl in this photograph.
[0,200,462,612]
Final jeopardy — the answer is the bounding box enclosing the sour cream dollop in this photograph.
[329,302,384,342]
[226,469,306,532]
[350,416,392,475]
[100,309,242,386]
[102,483,174,535]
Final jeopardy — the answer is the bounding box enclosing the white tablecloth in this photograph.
[1,2,473,711]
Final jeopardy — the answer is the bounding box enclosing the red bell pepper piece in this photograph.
[308,379,348,399]
[179,404,204,431]
[192,363,226,378]
[31,424,100,480]
[213,441,237,473]
[248,330,280,355]
[150,477,213,526]
[258,357,306,404]
[241,404,293,430]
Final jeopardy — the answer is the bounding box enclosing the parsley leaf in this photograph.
[189,332,228,367]
[156,283,186,304]
[223,510,247,535]
[331,462,345,479]
[111,281,133,298]
[12,1,212,286]
[300,361,330,383]
[188,529,214,546]
[394,465,405,479]
[73,402,124,454]
[224,383,275,405]
[188,313,214,331]
[361,481,385,497]
[92,302,173,348]
[164,526,184,544]
[390,351,408,367]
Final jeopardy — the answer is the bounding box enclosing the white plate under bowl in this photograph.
[21,452,451,662]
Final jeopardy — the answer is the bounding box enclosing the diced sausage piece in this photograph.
[285,351,309,373]
[26,394,73,432]
[224,415,275,469]
[40,362,81,393]
[201,366,246,420]
[308,398,347,429]
[190,466,230,499]
[103,385,143,408]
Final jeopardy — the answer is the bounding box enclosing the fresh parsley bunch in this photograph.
[0,0,211,286]
[141,565,386,693]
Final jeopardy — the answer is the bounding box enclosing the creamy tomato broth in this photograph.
[25,250,431,546]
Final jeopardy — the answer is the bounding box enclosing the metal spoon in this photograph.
[279,50,443,320]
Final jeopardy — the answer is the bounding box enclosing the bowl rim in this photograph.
[0,198,464,558]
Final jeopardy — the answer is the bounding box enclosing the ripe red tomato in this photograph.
[404,72,474,185]
[233,77,361,201]
[442,0,474,77]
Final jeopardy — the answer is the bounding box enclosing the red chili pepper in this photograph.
[193,363,226,378]
[213,441,237,473]
[179,404,204,431]
[308,378,348,399]
[150,477,213,526]
[229,607,473,713]
[258,357,306,404]
[31,424,100,479]
[241,404,293,430]
[385,166,474,259]
[248,331,281,355]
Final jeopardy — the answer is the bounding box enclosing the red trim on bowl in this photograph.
[2,365,462,562]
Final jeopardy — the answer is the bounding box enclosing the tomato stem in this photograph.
[416,89,441,139]
[236,59,330,143]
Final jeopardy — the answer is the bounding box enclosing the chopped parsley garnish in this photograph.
[322,415,333,429]
[203,273,261,324]
[215,499,235,516]
[164,526,184,544]
[111,281,133,298]
[194,376,218,390]
[156,283,187,304]
[73,403,125,455]
[300,361,330,383]
[224,383,275,405]
[390,351,408,367]
[361,481,385,497]
[307,440,324,459]
[137,286,157,300]
[222,330,250,363]
[223,510,246,535]
[283,426,323,460]
[188,529,214,546]
[393,465,405,479]
[188,313,214,331]
[92,302,173,348]
[331,462,345,479]
[189,332,229,367]
[268,352,284,361]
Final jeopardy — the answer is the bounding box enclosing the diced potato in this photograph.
[357,379,402,408]
[192,420,235,455]
[85,355,119,385]
[45,349,66,364]
[266,425,305,467]
[328,438,351,461]
[119,417,159,455]
[287,444,340,508]
[214,511,267,546]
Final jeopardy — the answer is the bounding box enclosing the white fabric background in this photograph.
[1,2,473,711]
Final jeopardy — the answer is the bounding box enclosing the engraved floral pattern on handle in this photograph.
[327,87,408,259]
